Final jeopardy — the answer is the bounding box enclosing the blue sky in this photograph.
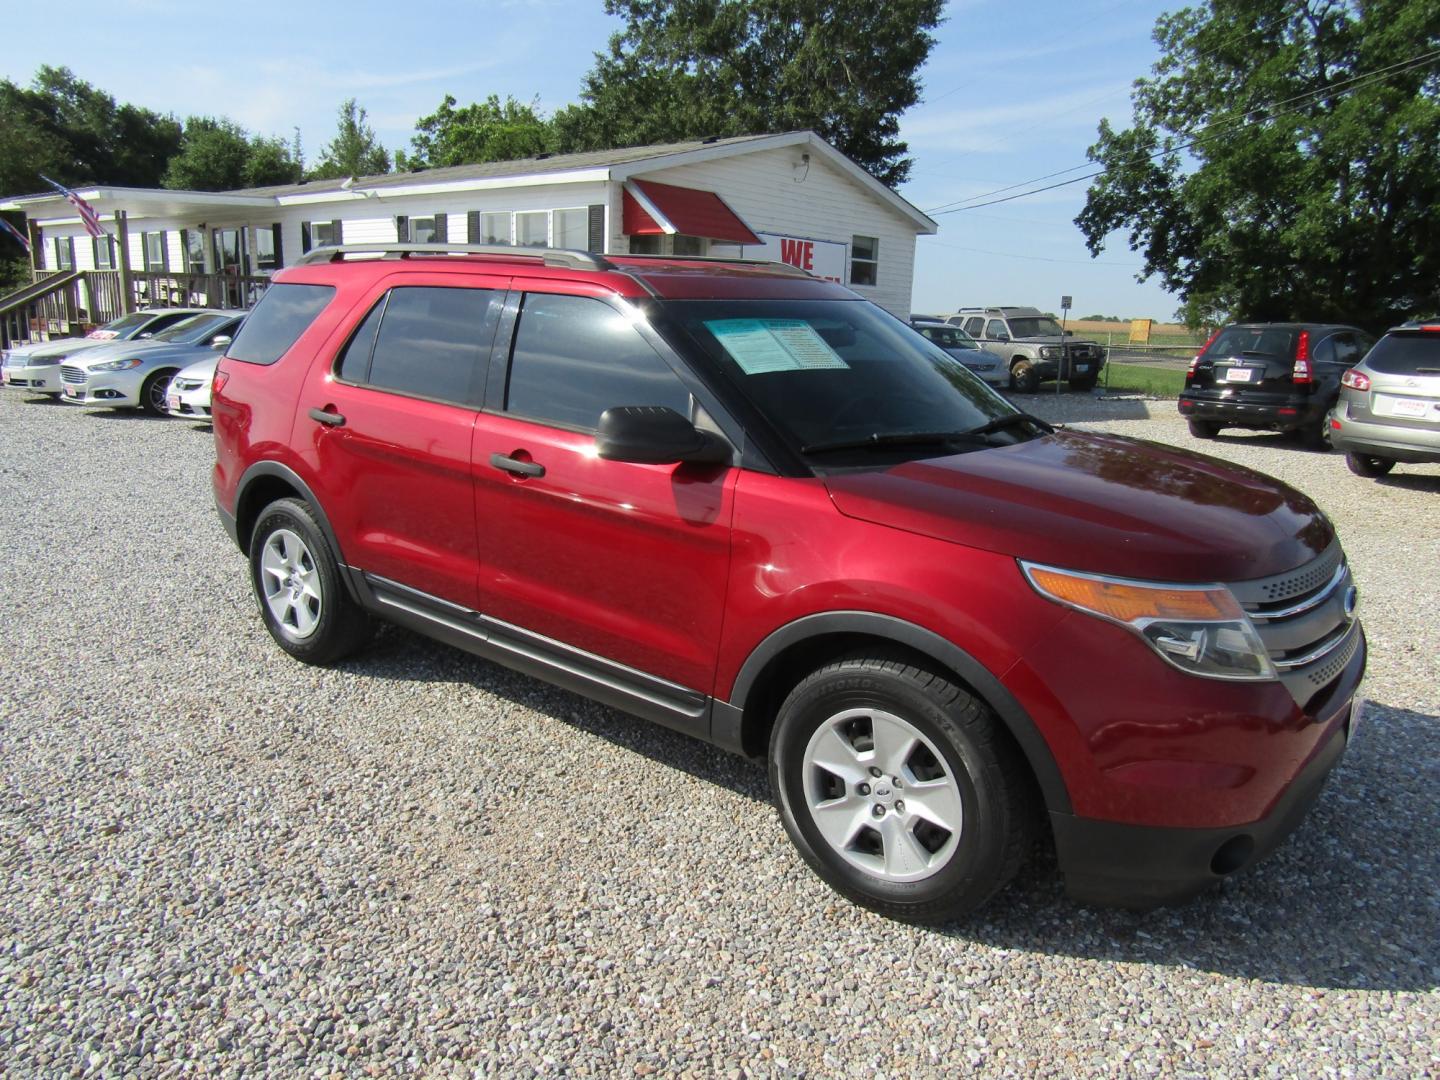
[4,0,1182,319]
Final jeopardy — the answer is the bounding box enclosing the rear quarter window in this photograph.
[228,283,336,366]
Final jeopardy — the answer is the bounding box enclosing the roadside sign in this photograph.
[1060,295,1072,311]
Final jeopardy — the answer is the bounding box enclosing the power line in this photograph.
[923,47,1440,215]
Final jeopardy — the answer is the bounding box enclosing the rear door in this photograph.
[471,285,737,695]
[1358,330,1440,425]
[296,273,508,609]
[1194,325,1296,394]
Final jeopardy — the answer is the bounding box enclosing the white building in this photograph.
[0,131,937,343]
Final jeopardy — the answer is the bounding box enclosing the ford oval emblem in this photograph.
[1343,586,1358,619]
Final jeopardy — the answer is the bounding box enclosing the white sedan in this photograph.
[164,355,220,419]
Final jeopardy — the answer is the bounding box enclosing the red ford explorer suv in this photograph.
[212,244,1365,922]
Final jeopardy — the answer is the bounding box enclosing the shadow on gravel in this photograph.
[1375,472,1440,493]
[343,628,1439,994]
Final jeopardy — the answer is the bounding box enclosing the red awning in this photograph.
[622,179,761,245]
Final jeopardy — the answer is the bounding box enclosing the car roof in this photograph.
[276,245,857,303]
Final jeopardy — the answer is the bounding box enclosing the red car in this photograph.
[211,244,1365,922]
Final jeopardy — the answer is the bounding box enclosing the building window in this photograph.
[182,229,205,271]
[410,216,439,244]
[516,211,548,248]
[253,225,280,272]
[672,235,706,256]
[628,234,663,255]
[553,208,588,250]
[849,235,878,286]
[480,212,512,245]
[93,235,115,270]
[313,221,338,247]
[53,236,75,271]
[143,231,168,272]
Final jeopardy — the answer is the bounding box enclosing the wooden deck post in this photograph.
[115,211,134,314]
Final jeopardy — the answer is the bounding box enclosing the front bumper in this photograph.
[1052,702,1354,907]
[59,377,140,407]
[2,364,65,394]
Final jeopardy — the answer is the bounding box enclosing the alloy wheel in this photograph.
[259,528,322,639]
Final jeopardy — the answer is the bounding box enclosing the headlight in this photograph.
[1039,346,1060,359]
[1022,562,1275,681]
[90,358,145,372]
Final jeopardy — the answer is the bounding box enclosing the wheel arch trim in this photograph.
[723,610,1072,813]
[234,462,356,598]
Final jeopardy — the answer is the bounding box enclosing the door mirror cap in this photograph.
[595,406,730,465]
[210,335,233,351]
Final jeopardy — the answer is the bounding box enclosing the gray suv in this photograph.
[947,306,1105,392]
[1328,323,1440,477]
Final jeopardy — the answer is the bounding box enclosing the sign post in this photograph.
[1058,295,1072,395]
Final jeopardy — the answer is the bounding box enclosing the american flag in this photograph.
[39,175,106,239]
[0,217,29,253]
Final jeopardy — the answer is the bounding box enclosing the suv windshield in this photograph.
[151,313,231,343]
[1006,317,1064,338]
[916,325,980,350]
[660,299,1027,462]
[1365,331,1440,375]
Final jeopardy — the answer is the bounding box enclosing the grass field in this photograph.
[1100,362,1187,397]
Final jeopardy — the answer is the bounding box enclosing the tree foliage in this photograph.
[1078,0,1440,329]
[163,117,300,191]
[400,95,554,169]
[0,66,180,194]
[311,99,391,180]
[554,0,945,187]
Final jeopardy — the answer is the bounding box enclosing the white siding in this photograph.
[629,148,921,317]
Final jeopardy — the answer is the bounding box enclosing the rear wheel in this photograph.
[1187,418,1221,438]
[249,498,371,664]
[1346,452,1394,478]
[1010,360,1040,394]
[769,655,1032,923]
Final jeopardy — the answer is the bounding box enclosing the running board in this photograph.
[355,571,712,741]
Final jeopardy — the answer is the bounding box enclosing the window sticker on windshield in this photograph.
[705,319,849,374]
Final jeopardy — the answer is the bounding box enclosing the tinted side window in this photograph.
[336,296,387,383]
[363,287,500,404]
[229,284,336,366]
[963,317,984,336]
[986,319,1008,339]
[505,293,691,430]
[1311,335,1337,364]
[1329,333,1363,366]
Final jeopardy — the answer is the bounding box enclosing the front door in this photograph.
[472,288,736,694]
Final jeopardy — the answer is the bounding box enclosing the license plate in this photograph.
[63,385,80,399]
[1224,367,1254,382]
[167,394,182,411]
[1389,398,1429,418]
[1076,364,1090,373]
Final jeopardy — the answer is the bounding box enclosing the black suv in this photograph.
[1179,323,1375,446]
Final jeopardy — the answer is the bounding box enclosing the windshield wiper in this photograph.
[800,430,990,455]
[962,412,1055,437]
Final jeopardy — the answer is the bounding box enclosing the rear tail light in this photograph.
[1340,368,1371,391]
[212,369,230,396]
[1292,330,1313,383]
[1193,329,1220,366]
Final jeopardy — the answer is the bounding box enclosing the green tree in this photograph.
[400,94,554,169]
[555,0,944,187]
[1077,0,1440,330]
[311,99,391,179]
[0,67,180,194]
[163,117,299,191]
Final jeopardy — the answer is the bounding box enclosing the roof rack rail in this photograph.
[609,252,814,278]
[294,243,615,272]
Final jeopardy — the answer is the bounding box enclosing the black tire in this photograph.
[1346,452,1394,478]
[1295,421,1329,451]
[139,369,178,417]
[1188,418,1221,439]
[769,655,1033,924]
[248,498,371,665]
[1010,360,1040,394]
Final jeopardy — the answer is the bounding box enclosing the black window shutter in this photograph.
[301,222,312,253]
[160,232,170,272]
[332,220,343,244]
[467,210,480,243]
[587,205,605,253]
[272,223,284,267]
[396,215,409,242]
[433,212,447,243]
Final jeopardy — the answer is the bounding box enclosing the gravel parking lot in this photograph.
[0,389,1436,1077]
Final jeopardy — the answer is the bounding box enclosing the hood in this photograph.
[75,340,215,368]
[174,355,220,379]
[823,429,1332,583]
[25,337,118,361]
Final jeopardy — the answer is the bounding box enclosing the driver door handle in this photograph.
[309,407,345,427]
[490,452,545,479]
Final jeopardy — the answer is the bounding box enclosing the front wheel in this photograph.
[769,656,1032,924]
[1346,452,1394,478]
[139,369,178,417]
[248,498,371,664]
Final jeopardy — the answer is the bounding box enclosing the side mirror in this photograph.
[994,332,1010,342]
[138,332,154,339]
[210,335,232,351]
[595,406,730,465]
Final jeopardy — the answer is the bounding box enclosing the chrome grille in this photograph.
[173,378,204,391]
[1230,541,1359,704]
[61,365,87,384]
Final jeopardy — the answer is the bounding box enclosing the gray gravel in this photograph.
[0,389,1435,1078]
